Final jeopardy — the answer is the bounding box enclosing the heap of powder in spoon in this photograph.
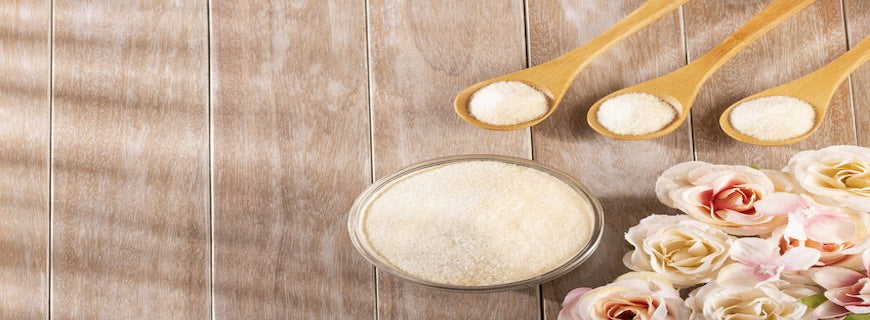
[596,92,677,135]
[468,81,549,126]
[729,96,815,141]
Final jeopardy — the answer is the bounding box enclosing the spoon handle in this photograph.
[810,36,870,85]
[792,36,870,106]
[554,0,691,78]
[685,0,817,83]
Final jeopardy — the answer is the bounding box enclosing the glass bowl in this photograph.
[347,154,604,292]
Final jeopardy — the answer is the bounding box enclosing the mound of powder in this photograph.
[596,92,677,135]
[362,161,595,286]
[730,96,815,141]
[468,81,549,126]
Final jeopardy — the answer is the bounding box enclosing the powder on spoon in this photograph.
[596,92,677,135]
[729,96,815,141]
[361,160,595,287]
[468,81,549,126]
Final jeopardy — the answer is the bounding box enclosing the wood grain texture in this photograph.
[0,0,49,318]
[525,0,690,318]
[211,1,373,318]
[686,0,856,166]
[51,0,209,318]
[367,0,536,318]
[845,0,869,146]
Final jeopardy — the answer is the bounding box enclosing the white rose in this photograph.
[786,145,870,212]
[624,214,733,288]
[558,272,688,320]
[686,280,820,320]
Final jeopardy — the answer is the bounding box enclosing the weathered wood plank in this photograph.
[687,0,855,165]
[367,0,537,318]
[525,0,690,318]
[845,0,869,147]
[0,0,50,318]
[51,0,210,317]
[211,0,373,318]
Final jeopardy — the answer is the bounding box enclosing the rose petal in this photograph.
[755,192,806,216]
[762,169,806,193]
[783,219,809,241]
[779,247,820,271]
[562,288,590,307]
[557,287,591,320]
[813,300,851,318]
[716,263,769,288]
[846,305,870,314]
[811,266,865,290]
[864,249,870,274]
[805,213,857,244]
[731,237,779,264]
[655,161,710,208]
[825,287,864,305]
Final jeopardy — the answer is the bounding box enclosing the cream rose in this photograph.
[769,208,870,269]
[786,145,870,212]
[685,281,820,320]
[656,161,786,235]
[558,272,688,320]
[624,214,733,288]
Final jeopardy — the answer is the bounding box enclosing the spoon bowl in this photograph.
[454,0,692,131]
[720,36,870,146]
[587,0,818,140]
[718,94,825,147]
[586,73,693,140]
[454,65,568,131]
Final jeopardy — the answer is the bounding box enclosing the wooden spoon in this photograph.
[586,0,818,140]
[720,36,870,146]
[454,0,692,131]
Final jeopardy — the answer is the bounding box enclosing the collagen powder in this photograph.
[468,81,549,126]
[730,96,815,141]
[596,92,677,135]
[361,161,595,286]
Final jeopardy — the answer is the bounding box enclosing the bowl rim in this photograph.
[346,154,605,292]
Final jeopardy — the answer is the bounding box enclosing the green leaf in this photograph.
[800,294,826,308]
[844,314,870,320]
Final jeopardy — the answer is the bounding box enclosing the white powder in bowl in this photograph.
[729,96,815,141]
[468,81,549,126]
[361,161,595,287]
[596,92,677,135]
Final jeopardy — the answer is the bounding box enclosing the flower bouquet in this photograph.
[558,145,870,320]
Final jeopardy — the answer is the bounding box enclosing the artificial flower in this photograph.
[685,280,820,320]
[756,192,857,243]
[655,161,784,235]
[786,145,870,212]
[769,208,870,268]
[558,272,688,320]
[623,215,733,288]
[811,249,870,318]
[716,237,819,288]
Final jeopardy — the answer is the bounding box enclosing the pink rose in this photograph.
[558,272,687,320]
[656,161,785,235]
[811,250,870,318]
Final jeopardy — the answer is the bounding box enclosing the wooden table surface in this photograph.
[2,0,868,318]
